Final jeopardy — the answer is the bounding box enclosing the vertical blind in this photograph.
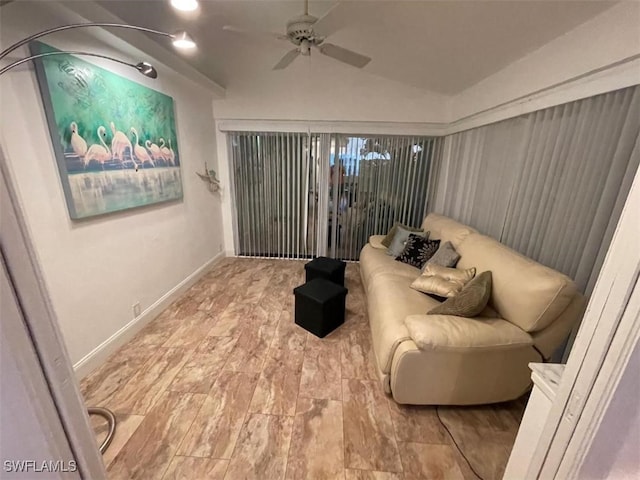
[328,135,439,260]
[229,132,438,260]
[430,85,640,293]
[229,131,323,258]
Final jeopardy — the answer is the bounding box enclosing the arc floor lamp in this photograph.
[0,21,196,454]
[0,22,196,77]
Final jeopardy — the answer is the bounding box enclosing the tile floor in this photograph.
[82,258,527,480]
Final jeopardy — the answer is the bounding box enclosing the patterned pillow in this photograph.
[387,227,429,257]
[395,235,440,269]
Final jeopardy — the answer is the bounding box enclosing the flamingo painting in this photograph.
[33,44,182,218]
[70,122,88,159]
[84,126,111,169]
[130,127,154,168]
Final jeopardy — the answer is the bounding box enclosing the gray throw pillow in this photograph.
[381,222,424,248]
[425,241,460,269]
[428,271,492,317]
[387,226,428,257]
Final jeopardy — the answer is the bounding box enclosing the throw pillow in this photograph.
[395,235,440,269]
[381,222,424,248]
[412,276,464,298]
[423,264,476,284]
[428,271,492,317]
[387,227,429,257]
[411,265,476,298]
[425,241,460,268]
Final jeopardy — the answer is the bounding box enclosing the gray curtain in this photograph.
[431,86,640,294]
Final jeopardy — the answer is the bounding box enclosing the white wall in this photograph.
[0,1,224,371]
[448,1,640,128]
[214,59,447,123]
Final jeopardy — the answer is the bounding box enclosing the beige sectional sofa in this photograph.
[360,213,585,405]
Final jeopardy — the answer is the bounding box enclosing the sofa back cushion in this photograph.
[456,233,577,332]
[422,213,476,249]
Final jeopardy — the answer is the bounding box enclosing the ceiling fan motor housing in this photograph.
[286,14,323,46]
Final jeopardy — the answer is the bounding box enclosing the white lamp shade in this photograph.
[170,0,199,12]
[172,31,196,49]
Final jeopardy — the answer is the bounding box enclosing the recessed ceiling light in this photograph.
[170,0,198,12]
[172,31,197,49]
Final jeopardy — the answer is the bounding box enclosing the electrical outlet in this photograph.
[133,302,141,318]
[219,242,223,252]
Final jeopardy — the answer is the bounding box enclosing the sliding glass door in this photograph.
[327,135,439,260]
[228,131,438,260]
[228,131,323,258]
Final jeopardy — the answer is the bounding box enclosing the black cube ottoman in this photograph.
[304,256,347,286]
[293,278,348,338]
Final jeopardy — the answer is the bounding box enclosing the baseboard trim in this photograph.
[73,252,226,379]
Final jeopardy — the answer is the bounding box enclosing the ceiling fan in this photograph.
[222,0,371,70]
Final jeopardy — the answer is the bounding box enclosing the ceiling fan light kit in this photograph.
[223,0,372,70]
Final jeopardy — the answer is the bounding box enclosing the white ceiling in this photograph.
[96,0,614,95]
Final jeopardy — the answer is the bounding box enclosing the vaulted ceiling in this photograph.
[96,0,613,95]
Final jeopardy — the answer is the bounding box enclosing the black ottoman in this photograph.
[293,278,348,338]
[304,256,347,286]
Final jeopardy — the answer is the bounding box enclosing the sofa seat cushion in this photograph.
[405,314,533,350]
[365,272,440,373]
[360,244,422,286]
[457,233,577,332]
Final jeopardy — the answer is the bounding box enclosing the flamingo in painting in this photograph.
[130,127,154,167]
[70,122,87,159]
[159,138,172,165]
[84,126,111,169]
[110,121,136,169]
[145,140,164,165]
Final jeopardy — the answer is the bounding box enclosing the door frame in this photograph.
[526,160,640,478]
[2,134,638,479]
[0,147,106,479]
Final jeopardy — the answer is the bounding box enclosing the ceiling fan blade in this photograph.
[273,49,300,70]
[222,25,289,43]
[312,2,346,37]
[317,43,371,68]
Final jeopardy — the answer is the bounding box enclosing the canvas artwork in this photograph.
[30,41,183,219]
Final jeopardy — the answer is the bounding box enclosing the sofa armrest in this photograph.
[368,235,387,250]
[404,314,533,350]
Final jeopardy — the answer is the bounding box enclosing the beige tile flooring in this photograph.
[82,258,527,480]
